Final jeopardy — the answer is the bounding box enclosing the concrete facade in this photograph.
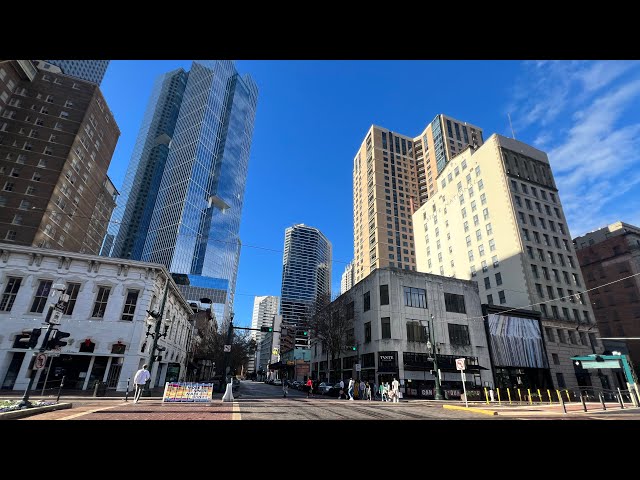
[352,115,482,284]
[0,243,194,392]
[413,134,611,391]
[0,60,119,255]
[310,268,493,398]
[574,222,640,372]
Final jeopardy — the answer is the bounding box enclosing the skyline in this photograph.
[98,60,640,328]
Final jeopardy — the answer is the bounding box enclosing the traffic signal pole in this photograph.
[17,307,54,408]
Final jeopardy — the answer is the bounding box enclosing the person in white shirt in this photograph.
[391,378,400,403]
[348,378,355,400]
[133,364,151,403]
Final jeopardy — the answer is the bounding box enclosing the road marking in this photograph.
[58,402,129,420]
[443,404,498,416]
[232,401,241,420]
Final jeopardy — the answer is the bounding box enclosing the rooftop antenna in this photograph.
[508,112,516,139]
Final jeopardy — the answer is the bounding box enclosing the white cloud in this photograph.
[508,60,640,238]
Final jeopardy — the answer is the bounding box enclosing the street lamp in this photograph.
[143,281,171,395]
[422,314,444,400]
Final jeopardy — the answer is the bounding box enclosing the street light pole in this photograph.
[221,312,234,386]
[428,314,444,400]
[144,277,170,395]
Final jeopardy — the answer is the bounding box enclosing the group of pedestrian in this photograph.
[375,378,401,402]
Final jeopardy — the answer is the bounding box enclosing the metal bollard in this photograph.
[484,387,489,405]
[125,377,130,402]
[580,392,587,412]
[559,394,567,414]
[617,388,624,409]
[599,392,606,410]
[56,376,65,403]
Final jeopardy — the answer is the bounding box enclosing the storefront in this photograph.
[377,351,399,386]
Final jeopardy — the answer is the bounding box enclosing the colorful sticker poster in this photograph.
[163,382,214,402]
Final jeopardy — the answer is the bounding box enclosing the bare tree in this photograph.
[307,293,354,384]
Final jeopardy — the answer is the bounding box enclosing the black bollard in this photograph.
[580,392,587,412]
[56,376,65,403]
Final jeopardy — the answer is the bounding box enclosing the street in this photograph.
[11,380,640,420]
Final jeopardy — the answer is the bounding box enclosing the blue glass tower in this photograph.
[279,224,332,359]
[101,68,188,260]
[45,60,110,85]
[112,60,258,324]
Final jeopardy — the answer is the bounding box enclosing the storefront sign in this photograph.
[378,351,398,372]
[162,382,214,403]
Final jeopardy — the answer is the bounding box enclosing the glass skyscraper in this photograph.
[45,60,110,85]
[105,60,258,324]
[279,224,332,358]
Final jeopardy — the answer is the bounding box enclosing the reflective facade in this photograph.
[139,61,258,324]
[45,60,110,85]
[102,69,188,259]
[280,224,332,355]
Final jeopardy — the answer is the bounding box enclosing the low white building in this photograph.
[0,243,194,393]
[310,268,494,399]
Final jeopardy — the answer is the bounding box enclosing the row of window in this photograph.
[0,277,139,321]
[362,285,467,314]
[545,326,596,347]
[517,210,566,235]
[511,179,556,204]
[514,194,563,220]
[346,317,472,346]
[526,247,577,269]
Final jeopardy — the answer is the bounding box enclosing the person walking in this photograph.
[133,364,151,403]
[359,379,366,400]
[365,381,372,401]
[348,378,355,401]
[306,377,313,398]
[283,379,289,397]
[339,379,345,399]
[392,377,400,403]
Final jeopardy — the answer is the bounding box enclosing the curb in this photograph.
[443,404,498,416]
[0,402,73,420]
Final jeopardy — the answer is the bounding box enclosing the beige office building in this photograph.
[352,114,482,284]
[413,134,612,390]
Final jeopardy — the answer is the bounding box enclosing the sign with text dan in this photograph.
[162,382,214,403]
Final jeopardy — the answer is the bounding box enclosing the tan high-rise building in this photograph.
[353,114,482,284]
[413,134,612,391]
[0,60,120,254]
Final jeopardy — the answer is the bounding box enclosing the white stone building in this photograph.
[340,261,354,295]
[412,134,611,390]
[249,295,279,374]
[0,243,194,392]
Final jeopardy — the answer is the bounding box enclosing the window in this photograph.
[30,280,53,313]
[545,327,554,342]
[552,353,560,365]
[0,277,22,311]
[121,289,140,321]
[407,321,427,342]
[498,290,506,304]
[365,321,371,343]
[484,277,491,289]
[495,272,502,286]
[487,294,494,305]
[444,292,467,313]
[483,208,489,220]
[404,287,427,308]
[482,260,488,272]
[492,256,499,268]
[363,291,370,311]
[448,323,471,346]
[486,223,492,235]
[92,286,111,318]
[63,283,80,315]
[381,317,391,339]
[378,284,390,306]
[556,373,566,388]
[476,229,482,241]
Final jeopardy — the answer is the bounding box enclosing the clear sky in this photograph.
[99,60,640,328]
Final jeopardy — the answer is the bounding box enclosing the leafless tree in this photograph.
[307,293,354,384]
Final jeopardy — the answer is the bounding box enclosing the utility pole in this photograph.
[221,312,234,387]
[428,314,444,400]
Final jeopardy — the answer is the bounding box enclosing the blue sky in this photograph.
[100,60,640,327]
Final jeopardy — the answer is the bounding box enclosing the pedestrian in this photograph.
[283,380,289,398]
[359,379,365,400]
[489,388,495,402]
[379,382,386,401]
[339,379,345,399]
[392,377,400,403]
[348,377,355,401]
[133,364,151,403]
[306,377,313,398]
[365,381,372,401]
[373,382,379,400]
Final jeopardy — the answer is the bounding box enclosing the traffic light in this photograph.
[46,330,71,350]
[18,328,41,349]
[260,326,273,332]
[303,331,308,336]
[347,345,357,351]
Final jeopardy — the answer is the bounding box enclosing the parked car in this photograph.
[273,379,283,386]
[326,382,344,398]
[318,382,333,395]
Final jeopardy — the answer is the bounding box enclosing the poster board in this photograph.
[162,382,214,403]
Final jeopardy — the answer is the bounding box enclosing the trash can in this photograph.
[93,381,107,397]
